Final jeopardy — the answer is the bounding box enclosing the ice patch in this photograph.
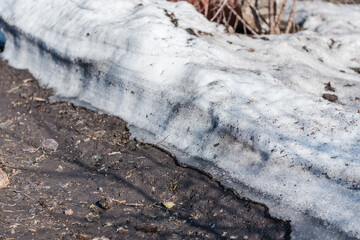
[1,0,360,239]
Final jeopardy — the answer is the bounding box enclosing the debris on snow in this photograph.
[322,93,338,102]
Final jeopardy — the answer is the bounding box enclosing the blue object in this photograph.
[0,25,5,47]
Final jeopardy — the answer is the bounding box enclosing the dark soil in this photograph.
[0,59,291,240]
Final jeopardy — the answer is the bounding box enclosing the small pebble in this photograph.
[42,139,59,150]
[56,165,63,172]
[0,168,9,189]
[64,209,73,216]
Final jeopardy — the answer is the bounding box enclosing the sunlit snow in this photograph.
[1,0,360,239]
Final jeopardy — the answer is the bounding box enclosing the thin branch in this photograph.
[221,8,227,26]
[13,190,35,201]
[225,3,258,35]
[236,1,250,33]
[269,0,275,34]
[226,7,233,26]
[244,0,269,27]
[285,0,297,34]
[204,0,209,18]
[210,0,228,22]
[234,18,239,31]
[193,0,200,9]
[274,0,288,34]
[156,135,169,145]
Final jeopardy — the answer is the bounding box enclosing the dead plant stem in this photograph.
[285,0,297,34]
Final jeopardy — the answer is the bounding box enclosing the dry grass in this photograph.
[169,0,300,35]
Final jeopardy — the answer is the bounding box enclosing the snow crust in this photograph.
[1,0,360,239]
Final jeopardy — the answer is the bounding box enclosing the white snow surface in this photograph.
[1,0,360,239]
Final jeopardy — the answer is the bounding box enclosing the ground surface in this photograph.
[0,59,291,240]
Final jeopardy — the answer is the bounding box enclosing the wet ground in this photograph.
[0,59,291,239]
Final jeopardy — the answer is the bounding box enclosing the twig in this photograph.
[269,0,275,34]
[108,151,121,156]
[6,78,33,94]
[225,3,258,35]
[6,85,21,94]
[204,0,209,18]
[210,0,228,21]
[234,1,247,33]
[23,78,33,83]
[225,8,233,27]
[125,203,144,207]
[285,0,297,34]
[244,0,269,27]
[12,190,35,201]
[221,8,227,26]
[156,135,169,145]
[274,0,288,33]
[193,0,201,9]
[32,96,47,102]
[110,198,126,204]
[0,202,17,207]
[107,197,144,207]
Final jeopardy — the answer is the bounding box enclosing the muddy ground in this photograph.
[0,59,291,239]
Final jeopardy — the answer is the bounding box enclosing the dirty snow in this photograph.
[1,0,360,239]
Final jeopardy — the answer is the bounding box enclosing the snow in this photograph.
[1,0,360,239]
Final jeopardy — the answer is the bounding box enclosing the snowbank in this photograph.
[1,0,360,239]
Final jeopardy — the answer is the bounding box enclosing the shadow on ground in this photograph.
[0,60,290,239]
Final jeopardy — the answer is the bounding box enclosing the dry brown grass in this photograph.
[169,0,300,35]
